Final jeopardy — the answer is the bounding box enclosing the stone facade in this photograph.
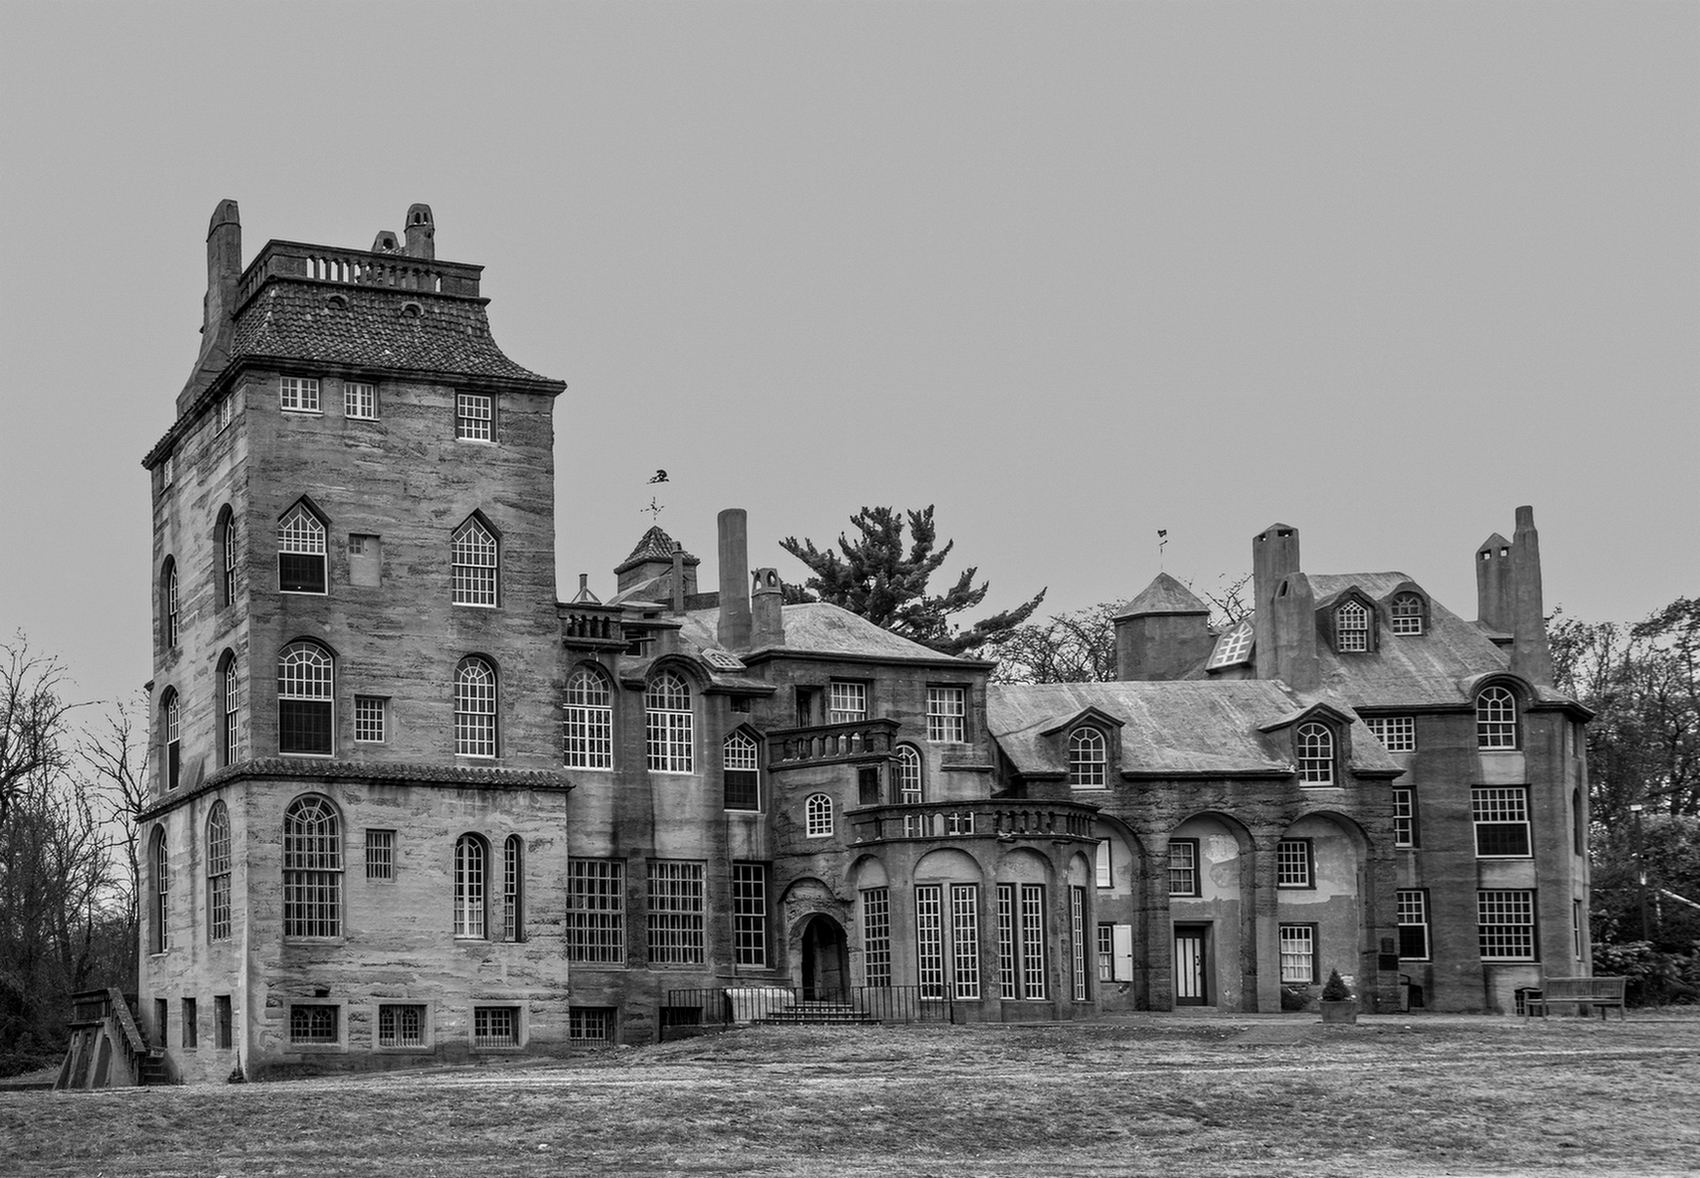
[136,202,1590,1082]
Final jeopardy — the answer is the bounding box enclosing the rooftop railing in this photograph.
[236,242,483,308]
[847,799,1097,846]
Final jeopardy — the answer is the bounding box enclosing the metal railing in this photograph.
[664,984,954,1028]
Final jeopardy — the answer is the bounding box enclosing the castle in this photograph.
[127,203,1590,1082]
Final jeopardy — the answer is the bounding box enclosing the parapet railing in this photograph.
[765,719,901,767]
[561,606,627,646]
[236,242,483,307]
[663,984,953,1029]
[848,799,1097,845]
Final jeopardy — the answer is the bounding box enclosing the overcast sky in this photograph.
[1,1,1695,709]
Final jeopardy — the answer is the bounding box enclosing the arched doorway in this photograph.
[801,914,849,1000]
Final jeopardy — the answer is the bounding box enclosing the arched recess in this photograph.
[779,875,853,997]
[1091,816,1146,1007]
[1275,810,1373,1003]
[1166,811,1257,1011]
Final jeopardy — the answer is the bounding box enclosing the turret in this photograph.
[1113,573,1212,681]
[403,204,435,260]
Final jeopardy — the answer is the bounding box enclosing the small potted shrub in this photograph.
[1320,969,1357,1025]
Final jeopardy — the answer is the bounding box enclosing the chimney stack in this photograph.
[403,203,435,260]
[671,549,686,616]
[1475,532,1514,633]
[1509,506,1554,686]
[177,200,242,416]
[717,509,752,651]
[752,568,785,649]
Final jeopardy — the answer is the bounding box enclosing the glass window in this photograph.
[1068,727,1107,788]
[218,508,238,608]
[915,885,944,999]
[566,859,625,964]
[279,376,320,413]
[1168,839,1199,897]
[1477,686,1518,749]
[827,681,867,724]
[1478,890,1536,960]
[451,517,499,606]
[1336,601,1369,652]
[723,731,759,811]
[207,802,231,941]
[220,653,242,767]
[1398,890,1430,959]
[377,1004,425,1048]
[1365,715,1415,753]
[278,642,334,755]
[861,887,891,988]
[1390,593,1424,635]
[566,668,614,769]
[163,559,179,648]
[455,658,497,757]
[1206,618,1254,670]
[289,1004,338,1044]
[645,673,693,773]
[1296,722,1334,785]
[952,884,982,1000]
[472,1006,519,1048]
[1473,787,1531,857]
[162,689,181,790]
[732,862,767,968]
[503,836,524,942]
[1276,839,1312,888]
[344,382,376,420]
[278,503,327,594]
[454,834,486,939]
[151,828,170,953]
[926,686,966,743]
[354,696,386,743]
[365,829,395,881]
[283,796,342,937]
[647,860,705,965]
[805,793,833,838]
[1279,925,1316,983]
[1393,788,1417,848]
[455,393,493,441]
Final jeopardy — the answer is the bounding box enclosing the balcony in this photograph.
[766,719,900,769]
[848,799,1098,846]
[559,603,628,649]
[235,241,483,308]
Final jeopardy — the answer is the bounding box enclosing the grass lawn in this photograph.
[5,1014,1698,1177]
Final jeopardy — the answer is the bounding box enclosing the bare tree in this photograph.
[79,699,149,988]
[987,603,1121,685]
[1196,572,1252,631]
[0,635,75,831]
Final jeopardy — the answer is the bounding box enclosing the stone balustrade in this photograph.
[848,799,1098,846]
[766,719,901,767]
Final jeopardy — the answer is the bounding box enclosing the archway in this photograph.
[801,914,849,1001]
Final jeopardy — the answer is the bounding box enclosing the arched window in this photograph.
[161,688,181,790]
[723,731,759,810]
[645,672,693,773]
[278,502,327,594]
[218,651,240,768]
[283,796,341,937]
[451,516,499,606]
[897,745,924,805]
[217,508,238,607]
[278,641,334,755]
[1336,601,1369,652]
[503,835,524,942]
[565,666,613,769]
[1390,592,1425,636]
[454,834,486,939]
[162,559,179,649]
[151,827,170,953]
[1477,686,1518,749]
[455,657,498,757]
[207,802,232,941]
[1296,722,1334,786]
[1068,728,1107,788]
[805,793,834,838]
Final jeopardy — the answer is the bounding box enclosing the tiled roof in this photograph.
[1115,572,1209,618]
[618,526,698,569]
[228,281,558,385]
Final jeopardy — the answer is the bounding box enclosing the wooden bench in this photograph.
[1523,976,1627,1020]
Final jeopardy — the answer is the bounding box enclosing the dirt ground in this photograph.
[6,1012,1698,1177]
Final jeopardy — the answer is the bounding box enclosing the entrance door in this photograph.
[1174,926,1209,1006]
[801,915,849,1001]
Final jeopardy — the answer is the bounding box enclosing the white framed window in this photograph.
[354,696,386,743]
[1019,884,1046,999]
[645,672,693,773]
[288,1004,339,1044]
[723,731,759,810]
[151,828,170,953]
[1365,715,1415,752]
[1393,788,1416,848]
[566,859,625,964]
[647,860,705,965]
[377,1004,426,1048]
[565,668,614,769]
[1478,889,1536,961]
[472,1006,520,1048]
[163,560,179,648]
[278,642,334,755]
[454,833,486,939]
[1097,924,1115,983]
[1295,722,1334,786]
[926,686,967,743]
[280,376,321,413]
[861,887,892,988]
[1398,889,1430,960]
[1472,787,1531,857]
[283,795,342,938]
[1336,601,1369,652]
[1070,886,1088,1002]
[1206,618,1254,670]
[1068,727,1107,788]
[1276,839,1312,888]
[451,516,498,606]
[454,657,497,758]
[365,829,395,881]
[218,393,234,432]
[207,802,231,941]
[896,745,923,804]
[455,393,493,441]
[1476,686,1519,749]
[278,503,327,594]
[915,885,945,999]
[805,793,834,838]
[1278,924,1317,983]
[996,885,1016,999]
[951,884,981,1000]
[827,681,867,724]
[162,689,181,790]
[732,862,767,968]
[503,836,524,942]
[1168,839,1199,897]
[344,382,376,420]
[219,653,242,767]
[1094,839,1112,889]
[1390,592,1424,635]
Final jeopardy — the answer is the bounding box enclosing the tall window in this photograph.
[1472,787,1531,857]
[926,686,967,743]
[1397,889,1430,959]
[1365,715,1415,752]
[1390,592,1424,635]
[1478,890,1536,961]
[1336,601,1369,651]
[163,559,179,648]
[1276,839,1313,888]
[161,689,181,790]
[207,802,231,941]
[151,828,169,953]
[732,862,767,968]
[805,793,833,838]
[278,642,334,755]
[1070,886,1088,1002]
[451,517,499,606]
[454,657,498,757]
[861,888,892,988]
[503,836,524,942]
[566,859,625,963]
[283,795,342,938]
[1476,686,1518,749]
[723,731,759,810]
[1278,924,1317,983]
[896,745,923,804]
[344,381,376,420]
[219,653,241,767]
[1019,884,1046,999]
[915,885,944,999]
[951,884,981,1000]
[1094,840,1112,888]
[1295,722,1334,786]
[1168,839,1199,897]
[1068,728,1107,788]
[279,376,320,412]
[645,672,693,773]
[455,392,493,441]
[278,503,327,594]
[1393,788,1417,848]
[565,668,614,769]
[647,861,705,965]
[996,885,1016,998]
[827,681,866,724]
[217,508,238,607]
[454,834,486,939]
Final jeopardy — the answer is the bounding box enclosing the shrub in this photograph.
[1321,970,1351,1002]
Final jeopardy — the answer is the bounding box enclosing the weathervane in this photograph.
[1157,528,1168,571]
[641,469,670,522]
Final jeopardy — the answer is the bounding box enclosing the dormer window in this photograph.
[1206,618,1254,671]
[1476,685,1518,749]
[1335,601,1369,652]
[1067,727,1107,789]
[1390,592,1425,636]
[1295,722,1335,786]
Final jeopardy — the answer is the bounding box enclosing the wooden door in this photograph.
[1174,926,1209,1005]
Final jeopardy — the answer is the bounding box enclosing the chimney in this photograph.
[403,203,435,260]
[1251,524,1300,681]
[717,508,752,651]
[1508,506,1554,686]
[1475,532,1514,634]
[1269,572,1320,691]
[177,200,242,416]
[752,568,785,649]
[671,549,685,616]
